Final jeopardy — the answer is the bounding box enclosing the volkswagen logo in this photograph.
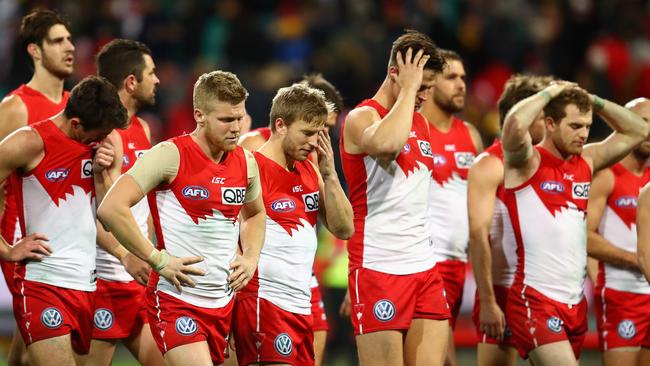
[41,307,63,329]
[94,308,114,331]
[373,299,396,322]
[175,316,198,336]
[274,333,293,356]
[618,319,636,340]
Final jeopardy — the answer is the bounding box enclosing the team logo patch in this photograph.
[274,333,293,356]
[81,159,93,178]
[615,196,637,208]
[182,185,210,200]
[546,316,563,333]
[617,319,636,339]
[94,308,114,330]
[417,140,433,158]
[41,307,63,329]
[122,155,130,167]
[302,192,320,212]
[454,152,475,169]
[271,198,296,212]
[572,182,590,200]
[540,180,565,194]
[45,168,70,182]
[222,187,246,205]
[373,299,396,322]
[432,154,447,166]
[175,316,198,336]
[402,144,411,154]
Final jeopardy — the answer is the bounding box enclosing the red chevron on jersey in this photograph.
[429,117,477,186]
[606,163,650,229]
[119,116,151,173]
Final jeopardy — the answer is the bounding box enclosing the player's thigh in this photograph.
[477,343,516,366]
[356,330,403,366]
[528,340,578,366]
[8,329,28,366]
[443,328,456,366]
[639,347,650,366]
[26,333,76,366]
[404,318,448,366]
[164,341,213,366]
[603,348,640,366]
[313,330,326,366]
[124,324,165,366]
[85,339,117,366]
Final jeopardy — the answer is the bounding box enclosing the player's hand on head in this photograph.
[395,47,431,93]
[479,301,506,341]
[228,254,259,292]
[121,252,151,286]
[150,250,205,292]
[8,233,52,262]
[92,140,115,174]
[316,130,335,179]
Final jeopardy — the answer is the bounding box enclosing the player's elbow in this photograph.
[366,141,402,160]
[334,225,354,240]
[97,200,118,231]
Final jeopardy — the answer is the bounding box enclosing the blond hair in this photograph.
[193,70,248,112]
[269,83,331,131]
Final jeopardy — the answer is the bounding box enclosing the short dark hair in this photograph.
[389,30,445,73]
[64,76,128,131]
[96,39,152,89]
[544,87,592,122]
[20,9,70,48]
[498,75,553,124]
[301,73,343,113]
[269,83,329,132]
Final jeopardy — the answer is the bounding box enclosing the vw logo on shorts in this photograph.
[373,299,396,322]
[617,319,636,339]
[41,307,63,329]
[94,308,114,330]
[175,316,198,336]
[274,333,293,356]
[546,316,563,333]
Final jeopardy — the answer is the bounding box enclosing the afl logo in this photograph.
[617,319,636,339]
[175,316,198,335]
[373,299,396,322]
[94,308,114,330]
[271,198,296,212]
[615,196,637,208]
[45,168,69,182]
[274,333,293,356]
[41,307,63,329]
[402,144,411,154]
[546,316,563,333]
[540,181,565,194]
[432,154,447,166]
[182,186,209,200]
[122,155,130,167]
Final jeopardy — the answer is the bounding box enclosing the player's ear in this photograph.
[388,66,398,82]
[274,118,288,135]
[124,74,137,93]
[194,109,206,127]
[27,43,41,61]
[70,117,83,130]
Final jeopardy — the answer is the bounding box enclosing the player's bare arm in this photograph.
[97,142,205,291]
[583,96,649,173]
[230,157,265,292]
[466,122,484,154]
[313,129,353,239]
[0,96,28,142]
[0,128,52,261]
[587,168,639,269]
[346,48,430,161]
[637,183,650,283]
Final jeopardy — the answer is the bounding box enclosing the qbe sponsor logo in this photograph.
[41,307,63,329]
[302,192,319,212]
[81,159,93,178]
[454,152,475,169]
[417,140,433,158]
[45,168,70,182]
[373,299,396,322]
[182,185,209,200]
[175,316,198,335]
[94,308,114,330]
[572,182,590,200]
[274,333,293,356]
[222,187,246,205]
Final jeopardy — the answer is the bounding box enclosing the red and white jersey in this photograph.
[341,99,436,275]
[13,120,97,291]
[96,116,151,282]
[483,139,517,287]
[505,147,592,304]
[1,85,69,246]
[242,153,320,314]
[429,117,477,261]
[251,126,272,141]
[148,135,249,308]
[597,163,650,294]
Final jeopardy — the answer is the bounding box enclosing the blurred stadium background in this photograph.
[1,0,649,365]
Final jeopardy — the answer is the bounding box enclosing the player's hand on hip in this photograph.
[479,300,507,341]
[228,254,259,292]
[395,47,431,93]
[121,252,151,286]
[149,249,205,292]
[7,233,52,262]
[317,130,336,179]
[92,140,115,174]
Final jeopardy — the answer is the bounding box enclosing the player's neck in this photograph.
[620,152,648,175]
[118,91,138,120]
[191,131,226,163]
[421,102,453,132]
[372,78,398,110]
[540,139,573,161]
[52,114,75,139]
[27,67,65,103]
[260,138,295,171]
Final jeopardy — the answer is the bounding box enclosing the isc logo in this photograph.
[302,192,319,212]
[454,152,475,169]
[572,182,590,200]
[540,181,565,193]
[45,168,69,182]
[616,196,638,208]
[182,186,210,200]
[432,154,447,166]
[222,187,246,205]
[271,198,296,212]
